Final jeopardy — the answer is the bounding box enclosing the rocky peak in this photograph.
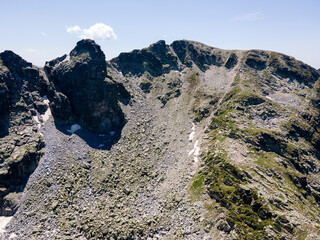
[171,40,227,71]
[0,51,32,75]
[70,39,105,58]
[45,39,130,134]
[110,40,233,77]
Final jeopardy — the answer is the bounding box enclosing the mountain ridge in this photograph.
[0,39,320,239]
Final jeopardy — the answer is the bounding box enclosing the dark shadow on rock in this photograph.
[49,76,130,150]
[0,102,9,138]
[53,122,123,150]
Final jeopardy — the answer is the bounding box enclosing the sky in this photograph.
[0,0,319,69]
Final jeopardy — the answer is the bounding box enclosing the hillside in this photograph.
[0,39,320,239]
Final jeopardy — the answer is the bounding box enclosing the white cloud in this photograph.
[66,23,117,41]
[41,32,47,37]
[66,25,82,34]
[25,48,40,54]
[232,12,264,22]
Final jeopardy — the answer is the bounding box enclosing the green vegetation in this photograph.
[269,52,278,63]
[25,145,37,151]
[189,173,205,201]
[191,90,218,122]
[73,52,90,61]
[190,146,292,239]
[188,71,199,89]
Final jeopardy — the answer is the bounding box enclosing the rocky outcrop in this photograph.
[110,40,235,77]
[0,51,47,215]
[45,39,130,134]
[110,40,179,77]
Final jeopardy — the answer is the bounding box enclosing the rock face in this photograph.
[1,40,320,239]
[110,40,233,76]
[0,51,47,216]
[45,39,130,133]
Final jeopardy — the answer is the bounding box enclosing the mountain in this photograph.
[0,39,320,239]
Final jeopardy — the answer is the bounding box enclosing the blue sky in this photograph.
[1,0,319,68]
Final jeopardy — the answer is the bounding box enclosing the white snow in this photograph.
[41,95,52,122]
[67,124,81,134]
[109,131,115,136]
[188,123,200,163]
[32,96,52,133]
[188,148,195,156]
[266,96,272,100]
[193,140,200,162]
[32,116,41,130]
[98,144,104,148]
[189,123,195,141]
[0,216,12,234]
[42,108,52,122]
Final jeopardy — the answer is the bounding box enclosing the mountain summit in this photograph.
[0,39,320,239]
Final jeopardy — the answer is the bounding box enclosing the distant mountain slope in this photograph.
[0,39,320,239]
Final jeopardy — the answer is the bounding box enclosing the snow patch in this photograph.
[98,144,104,148]
[0,216,12,234]
[188,148,195,156]
[189,140,200,162]
[42,108,52,122]
[32,95,52,133]
[67,124,81,134]
[266,96,272,100]
[32,116,41,130]
[193,140,200,162]
[41,95,52,122]
[188,123,200,162]
[189,123,195,141]
[110,131,115,136]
